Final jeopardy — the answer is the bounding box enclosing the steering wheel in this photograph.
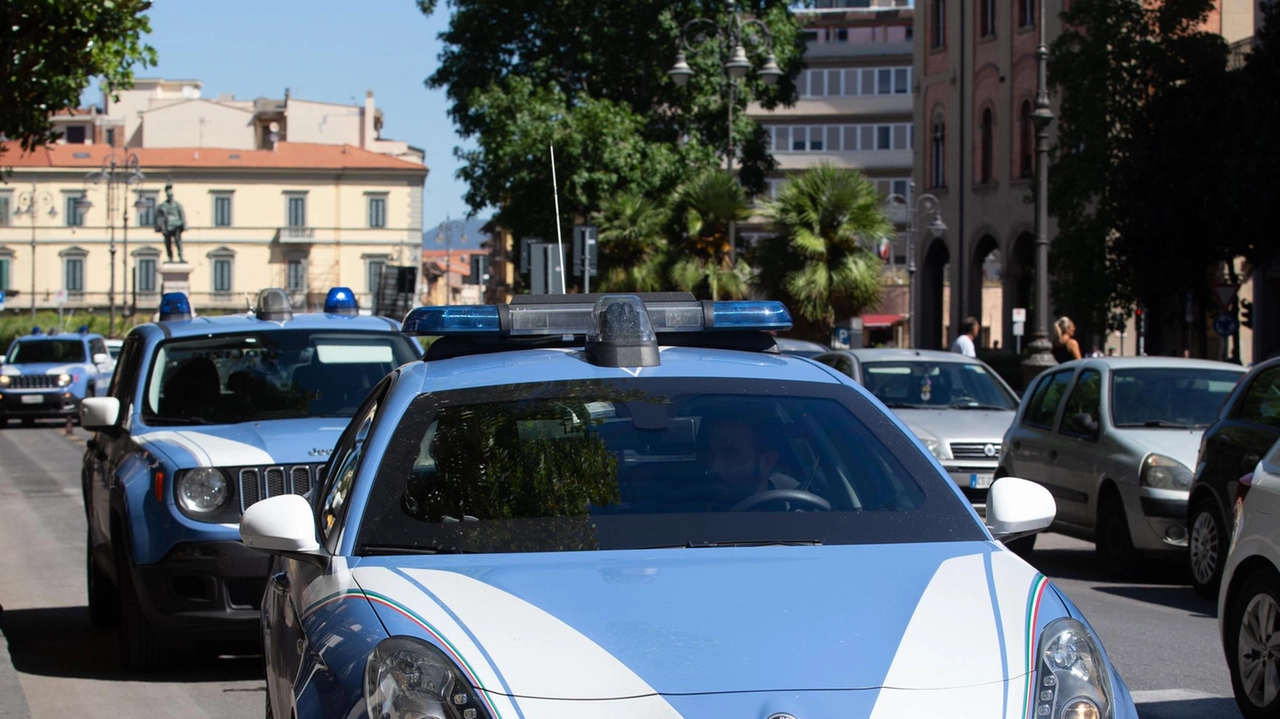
[730,489,831,512]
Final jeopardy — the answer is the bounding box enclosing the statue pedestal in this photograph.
[160,262,194,297]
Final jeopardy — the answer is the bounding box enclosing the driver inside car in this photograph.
[697,415,801,510]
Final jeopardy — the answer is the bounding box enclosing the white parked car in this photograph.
[1219,437,1280,718]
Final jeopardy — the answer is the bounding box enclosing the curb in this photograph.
[0,618,32,719]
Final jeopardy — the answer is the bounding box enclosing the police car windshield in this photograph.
[860,361,1017,410]
[354,378,984,554]
[142,330,418,425]
[7,340,87,364]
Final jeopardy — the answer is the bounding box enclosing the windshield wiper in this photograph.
[882,402,930,409]
[1116,420,1192,429]
[144,415,208,426]
[640,539,824,549]
[948,402,1013,411]
[359,543,478,556]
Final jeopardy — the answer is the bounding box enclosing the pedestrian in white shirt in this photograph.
[950,317,979,357]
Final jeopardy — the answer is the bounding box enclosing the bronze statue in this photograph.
[154,183,186,263]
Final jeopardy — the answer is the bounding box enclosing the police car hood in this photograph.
[350,542,1063,704]
[897,408,1015,446]
[136,418,346,468]
[0,361,88,376]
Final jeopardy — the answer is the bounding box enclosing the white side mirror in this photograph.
[93,352,110,365]
[80,396,120,431]
[987,476,1056,542]
[241,494,323,556]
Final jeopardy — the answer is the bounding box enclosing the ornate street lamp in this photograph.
[13,185,57,319]
[1021,0,1058,383]
[885,189,946,348]
[84,151,144,336]
[435,218,467,306]
[669,0,783,260]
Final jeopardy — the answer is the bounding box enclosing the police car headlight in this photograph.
[1034,618,1113,719]
[0,376,9,388]
[175,468,230,514]
[1140,454,1192,491]
[365,636,493,719]
[58,373,73,387]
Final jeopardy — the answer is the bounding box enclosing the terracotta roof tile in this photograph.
[0,141,425,172]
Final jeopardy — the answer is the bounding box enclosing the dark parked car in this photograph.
[1187,357,1280,598]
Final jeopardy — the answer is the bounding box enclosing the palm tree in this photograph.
[668,169,753,300]
[752,164,891,342]
[594,191,670,292]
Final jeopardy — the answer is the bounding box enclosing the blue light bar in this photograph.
[158,292,193,322]
[323,287,359,315]
[709,301,792,330]
[403,305,501,335]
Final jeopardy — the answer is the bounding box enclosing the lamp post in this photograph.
[668,0,783,260]
[13,184,56,319]
[81,151,144,337]
[884,190,946,349]
[1021,0,1058,383]
[435,218,466,306]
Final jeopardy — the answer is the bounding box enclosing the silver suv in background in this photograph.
[813,349,1019,507]
[1000,357,1244,573]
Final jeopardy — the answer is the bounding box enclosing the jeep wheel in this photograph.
[1226,568,1280,718]
[118,556,169,672]
[86,532,118,628]
[1189,497,1227,599]
[1096,492,1141,578]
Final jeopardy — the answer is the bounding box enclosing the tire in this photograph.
[1189,497,1228,599]
[1096,492,1141,578]
[86,532,118,629]
[1004,534,1037,558]
[117,553,169,673]
[1226,568,1280,718]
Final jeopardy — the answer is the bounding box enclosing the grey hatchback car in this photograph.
[813,349,1019,506]
[1000,357,1244,573]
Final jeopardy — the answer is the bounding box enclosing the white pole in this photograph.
[550,143,567,294]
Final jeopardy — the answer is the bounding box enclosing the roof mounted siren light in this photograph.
[254,288,293,322]
[586,296,660,368]
[158,292,194,322]
[29,327,42,336]
[77,325,89,334]
[323,286,359,316]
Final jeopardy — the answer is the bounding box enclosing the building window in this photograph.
[136,255,158,294]
[287,258,307,293]
[877,125,892,151]
[213,193,233,227]
[135,192,157,227]
[932,0,946,49]
[211,251,234,295]
[0,194,9,226]
[931,120,946,189]
[366,257,388,294]
[64,126,86,144]
[105,128,116,147]
[1019,0,1035,28]
[65,194,86,227]
[62,252,86,295]
[980,0,996,37]
[368,196,387,228]
[1020,100,1034,178]
[286,194,307,228]
[0,254,10,291]
[980,108,995,184]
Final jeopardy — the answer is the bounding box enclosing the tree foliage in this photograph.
[668,169,753,300]
[3,0,156,153]
[418,0,804,271]
[751,164,888,341]
[593,191,671,293]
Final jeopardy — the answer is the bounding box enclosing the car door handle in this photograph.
[1048,449,1058,462]
[270,572,290,595]
[1012,440,1022,451]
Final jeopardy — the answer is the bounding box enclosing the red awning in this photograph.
[861,314,905,329]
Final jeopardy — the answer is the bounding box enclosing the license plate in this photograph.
[970,473,994,489]
[20,394,43,405]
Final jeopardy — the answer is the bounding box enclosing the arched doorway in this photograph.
[969,234,1000,350]
[1002,232,1035,352]
[920,238,951,350]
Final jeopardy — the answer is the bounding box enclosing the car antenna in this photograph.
[550,142,567,294]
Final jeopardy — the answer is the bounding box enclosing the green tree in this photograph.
[751,164,889,342]
[3,0,156,154]
[1047,0,1226,338]
[593,191,671,292]
[417,0,804,273]
[669,169,752,300]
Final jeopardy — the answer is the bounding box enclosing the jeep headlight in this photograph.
[365,636,493,719]
[0,375,9,388]
[175,468,230,514]
[58,373,73,387]
[919,436,952,460]
[1034,618,1113,719]
[1140,454,1192,491]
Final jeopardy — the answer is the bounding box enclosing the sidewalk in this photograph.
[0,617,31,719]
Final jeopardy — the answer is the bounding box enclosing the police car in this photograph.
[79,288,420,672]
[241,293,1138,719]
[0,326,113,425]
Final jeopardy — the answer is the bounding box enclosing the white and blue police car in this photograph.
[241,293,1138,719]
[0,326,114,425]
[79,287,420,672]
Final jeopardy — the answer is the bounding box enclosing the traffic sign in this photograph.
[1012,321,1025,337]
[0,290,5,311]
[54,289,67,307]
[1012,307,1027,323]
[1213,283,1239,311]
[1214,312,1239,338]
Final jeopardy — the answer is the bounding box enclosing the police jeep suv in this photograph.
[1,327,113,425]
[79,288,419,671]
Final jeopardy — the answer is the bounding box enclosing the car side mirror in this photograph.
[240,494,328,567]
[0,355,5,365]
[80,397,121,433]
[987,476,1056,542]
[1070,412,1100,438]
[93,352,111,366]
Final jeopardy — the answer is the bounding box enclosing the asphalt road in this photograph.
[0,423,1248,718]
